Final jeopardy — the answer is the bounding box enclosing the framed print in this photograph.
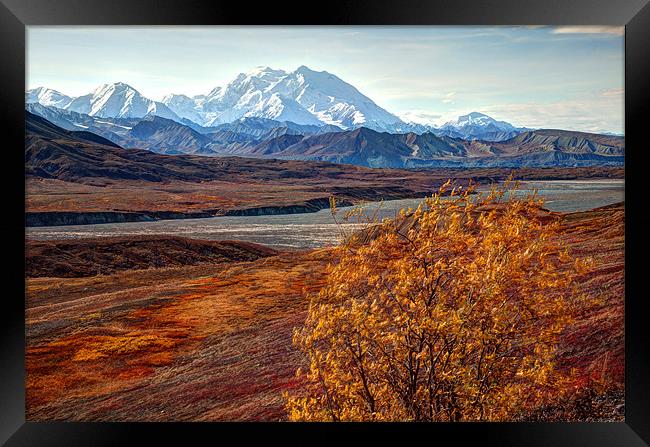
[1,0,649,444]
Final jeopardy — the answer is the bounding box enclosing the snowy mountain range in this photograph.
[68,83,181,120]
[26,83,180,122]
[435,112,524,141]
[25,87,74,109]
[26,66,528,138]
[25,109,625,170]
[159,65,403,129]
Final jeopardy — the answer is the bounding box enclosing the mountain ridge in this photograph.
[160,66,402,129]
[247,126,623,168]
[27,67,537,138]
[25,108,624,168]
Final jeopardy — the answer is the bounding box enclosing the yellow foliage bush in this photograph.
[286,180,589,421]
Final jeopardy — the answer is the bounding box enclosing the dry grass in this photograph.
[26,250,331,420]
[25,204,624,421]
[26,167,622,215]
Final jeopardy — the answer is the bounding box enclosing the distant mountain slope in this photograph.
[121,116,215,155]
[497,129,625,155]
[162,66,403,130]
[25,87,73,109]
[435,112,522,141]
[26,111,222,182]
[249,128,464,167]
[26,111,122,148]
[26,105,208,155]
[26,103,87,131]
[29,67,403,131]
[27,83,181,121]
[458,129,624,161]
[68,82,181,120]
[26,67,623,147]
[26,103,141,142]
[25,111,395,183]
[245,127,624,168]
[26,111,624,170]
[26,105,345,155]
[211,116,343,138]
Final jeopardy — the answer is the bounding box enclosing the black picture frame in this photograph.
[1,0,649,445]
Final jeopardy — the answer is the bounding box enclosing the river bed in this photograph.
[26,179,624,250]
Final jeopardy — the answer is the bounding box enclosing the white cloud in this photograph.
[479,95,624,133]
[441,91,456,104]
[552,26,624,36]
[601,87,624,97]
[398,110,442,125]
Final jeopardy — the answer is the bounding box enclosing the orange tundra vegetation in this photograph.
[25,182,623,421]
[286,180,597,421]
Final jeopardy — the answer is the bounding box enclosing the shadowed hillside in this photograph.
[26,236,278,278]
[26,107,625,168]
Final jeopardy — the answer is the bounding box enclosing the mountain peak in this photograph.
[25,87,73,108]
[438,111,519,141]
[352,126,379,137]
[92,82,138,96]
[27,86,57,96]
[59,82,180,121]
[295,65,316,74]
[28,66,403,131]
[111,81,137,91]
[246,66,287,77]
[294,66,336,80]
[161,93,190,102]
[457,112,491,122]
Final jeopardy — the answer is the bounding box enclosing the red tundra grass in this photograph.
[25,204,624,421]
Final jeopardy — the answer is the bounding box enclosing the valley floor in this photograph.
[25,203,624,421]
[26,167,623,226]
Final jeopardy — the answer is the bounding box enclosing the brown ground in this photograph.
[556,203,625,384]
[26,166,623,215]
[25,203,624,421]
[26,236,278,278]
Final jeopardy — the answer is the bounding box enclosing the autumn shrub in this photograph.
[286,180,591,421]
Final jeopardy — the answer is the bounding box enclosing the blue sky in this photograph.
[27,26,624,133]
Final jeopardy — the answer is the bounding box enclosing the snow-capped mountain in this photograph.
[159,93,206,127]
[26,83,180,121]
[436,112,521,141]
[442,111,516,130]
[162,66,403,130]
[274,65,402,129]
[64,82,180,120]
[25,87,73,109]
[26,75,525,140]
